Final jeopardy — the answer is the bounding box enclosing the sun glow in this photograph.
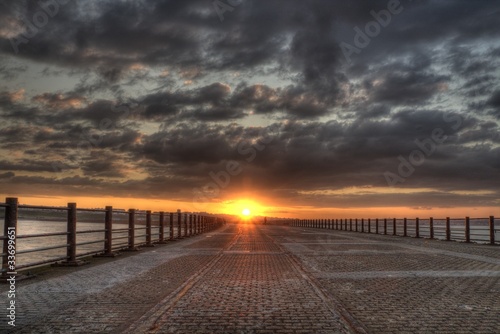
[242,208,251,217]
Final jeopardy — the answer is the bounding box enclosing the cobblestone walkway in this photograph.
[125,224,347,333]
[279,227,500,334]
[1,224,499,333]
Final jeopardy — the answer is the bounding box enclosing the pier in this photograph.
[1,202,499,333]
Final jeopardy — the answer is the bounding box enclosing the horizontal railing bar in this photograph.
[17,244,69,255]
[112,235,130,241]
[77,208,106,213]
[111,228,131,232]
[18,204,69,211]
[75,229,107,234]
[17,232,69,239]
[75,240,105,247]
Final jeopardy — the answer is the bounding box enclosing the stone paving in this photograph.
[279,228,500,334]
[1,223,499,333]
[125,225,347,333]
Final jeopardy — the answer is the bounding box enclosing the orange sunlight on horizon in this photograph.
[1,194,498,219]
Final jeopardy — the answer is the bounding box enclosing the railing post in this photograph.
[95,206,116,257]
[193,214,197,234]
[429,217,434,239]
[446,217,451,241]
[350,219,353,231]
[361,218,364,233]
[2,198,18,278]
[415,217,420,238]
[355,219,358,232]
[189,214,193,236]
[127,209,139,251]
[170,212,174,240]
[67,203,77,263]
[368,218,371,233]
[489,216,495,245]
[184,213,188,237]
[145,210,154,247]
[393,218,397,236]
[105,206,113,253]
[177,210,182,238]
[403,218,407,237]
[55,203,88,266]
[376,218,379,234]
[158,211,167,243]
[465,216,470,243]
[384,218,387,235]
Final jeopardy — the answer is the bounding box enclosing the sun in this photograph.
[242,208,251,217]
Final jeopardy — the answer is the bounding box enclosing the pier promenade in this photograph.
[1,223,499,333]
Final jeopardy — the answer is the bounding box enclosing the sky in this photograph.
[0,0,499,219]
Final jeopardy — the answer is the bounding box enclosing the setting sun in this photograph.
[242,208,251,216]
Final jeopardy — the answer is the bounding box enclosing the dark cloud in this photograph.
[487,90,500,108]
[0,0,499,211]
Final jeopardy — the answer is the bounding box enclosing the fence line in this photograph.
[1,197,225,277]
[268,216,497,245]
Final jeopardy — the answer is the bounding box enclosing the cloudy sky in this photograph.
[0,0,499,218]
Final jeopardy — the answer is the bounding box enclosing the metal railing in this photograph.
[0,198,225,277]
[271,216,498,245]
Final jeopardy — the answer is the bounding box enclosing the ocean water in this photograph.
[1,217,179,268]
